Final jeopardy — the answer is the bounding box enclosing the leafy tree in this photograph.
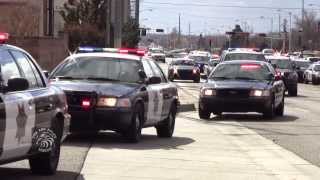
[122,18,140,48]
[60,0,108,51]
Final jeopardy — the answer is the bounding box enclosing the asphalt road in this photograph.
[160,59,320,169]
[2,59,320,179]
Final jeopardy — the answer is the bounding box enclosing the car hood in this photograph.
[51,80,140,97]
[205,80,270,90]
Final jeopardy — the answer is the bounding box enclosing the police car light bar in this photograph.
[77,47,145,56]
[0,32,9,44]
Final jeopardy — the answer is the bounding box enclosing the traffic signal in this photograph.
[141,28,147,36]
[156,29,164,33]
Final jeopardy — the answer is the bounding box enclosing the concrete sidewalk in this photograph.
[77,111,320,180]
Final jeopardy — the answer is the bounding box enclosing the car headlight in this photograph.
[250,90,270,97]
[97,97,131,108]
[201,89,217,96]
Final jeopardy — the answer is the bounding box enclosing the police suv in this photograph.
[49,47,179,143]
[0,33,70,174]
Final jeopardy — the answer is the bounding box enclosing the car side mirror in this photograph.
[43,70,50,78]
[148,76,162,85]
[138,70,147,79]
[6,78,29,92]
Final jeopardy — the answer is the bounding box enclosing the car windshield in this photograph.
[270,59,293,69]
[314,65,320,71]
[224,53,266,61]
[51,57,142,83]
[294,61,310,68]
[309,57,320,62]
[189,56,210,62]
[210,63,271,81]
[172,60,195,66]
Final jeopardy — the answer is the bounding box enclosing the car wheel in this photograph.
[162,59,166,63]
[263,100,275,119]
[275,97,284,116]
[304,78,308,84]
[156,106,176,138]
[288,86,298,96]
[199,106,211,120]
[29,138,61,175]
[212,112,222,116]
[124,104,143,143]
[193,78,200,83]
[312,76,319,85]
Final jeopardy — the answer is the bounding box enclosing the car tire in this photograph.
[263,100,275,119]
[288,87,298,97]
[312,76,319,85]
[162,59,166,63]
[199,106,211,120]
[212,112,222,116]
[29,138,61,175]
[156,106,176,138]
[193,78,200,83]
[124,104,143,143]
[275,97,284,116]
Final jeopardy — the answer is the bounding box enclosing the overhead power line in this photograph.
[142,1,318,11]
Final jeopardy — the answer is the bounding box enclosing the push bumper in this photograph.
[199,96,272,113]
[69,107,133,133]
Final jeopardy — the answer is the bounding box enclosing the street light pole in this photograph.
[289,12,292,53]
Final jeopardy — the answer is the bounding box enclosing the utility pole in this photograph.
[135,0,140,24]
[178,13,181,48]
[271,18,273,49]
[105,0,111,47]
[301,0,305,49]
[289,12,292,53]
[278,11,281,36]
[188,22,191,49]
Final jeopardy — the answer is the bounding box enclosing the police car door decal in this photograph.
[0,93,35,160]
[147,86,163,123]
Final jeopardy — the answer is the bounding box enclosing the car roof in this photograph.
[68,52,142,61]
[225,50,262,55]
[265,55,290,60]
[219,60,268,65]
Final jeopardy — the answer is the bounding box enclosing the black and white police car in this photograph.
[0,33,70,174]
[49,47,179,143]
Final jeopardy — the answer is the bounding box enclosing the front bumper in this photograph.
[199,96,272,113]
[69,106,133,133]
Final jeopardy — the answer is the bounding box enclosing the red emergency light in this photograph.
[0,32,9,44]
[119,48,146,57]
[241,64,261,71]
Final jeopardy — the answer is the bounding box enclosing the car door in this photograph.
[149,61,172,120]
[10,49,55,125]
[0,49,36,160]
[141,60,164,125]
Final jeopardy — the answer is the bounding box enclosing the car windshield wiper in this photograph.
[234,77,261,81]
[52,76,80,80]
[210,76,233,80]
[86,77,120,82]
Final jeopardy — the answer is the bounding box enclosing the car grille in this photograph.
[217,89,250,98]
[178,69,193,76]
[64,91,97,109]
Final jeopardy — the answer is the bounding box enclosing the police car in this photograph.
[49,47,179,143]
[0,33,70,174]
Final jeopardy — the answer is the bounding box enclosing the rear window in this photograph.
[172,60,195,66]
[294,61,310,68]
[210,63,271,81]
[189,56,210,62]
[224,53,266,61]
[270,59,293,69]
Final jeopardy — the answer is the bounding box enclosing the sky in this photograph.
[140,0,320,35]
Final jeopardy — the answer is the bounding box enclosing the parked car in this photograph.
[306,57,320,63]
[50,48,179,143]
[292,59,311,83]
[199,60,285,119]
[262,49,275,56]
[303,63,320,85]
[0,32,70,175]
[266,56,298,96]
[168,59,200,83]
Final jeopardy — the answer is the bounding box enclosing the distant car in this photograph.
[262,49,275,56]
[220,49,268,63]
[204,59,219,77]
[149,48,166,63]
[306,57,320,63]
[168,59,200,83]
[303,63,320,85]
[199,60,285,119]
[292,59,311,83]
[188,51,211,73]
[266,56,298,96]
[0,32,70,175]
[50,48,179,143]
